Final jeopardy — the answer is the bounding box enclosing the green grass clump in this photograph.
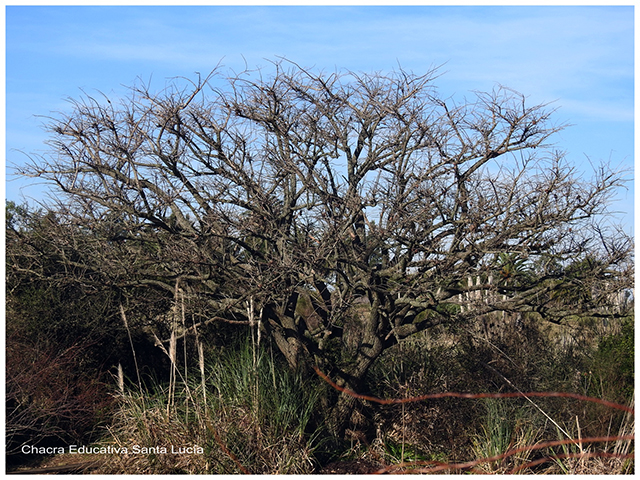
[99,336,325,474]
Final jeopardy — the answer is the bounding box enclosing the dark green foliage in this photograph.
[592,318,634,402]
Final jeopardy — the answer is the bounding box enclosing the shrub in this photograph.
[592,318,634,403]
[6,320,114,463]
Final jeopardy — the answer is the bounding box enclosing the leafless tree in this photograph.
[18,59,633,433]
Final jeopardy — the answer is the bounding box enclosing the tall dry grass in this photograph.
[95,295,324,474]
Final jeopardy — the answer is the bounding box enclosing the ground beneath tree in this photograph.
[318,459,383,474]
[6,453,101,475]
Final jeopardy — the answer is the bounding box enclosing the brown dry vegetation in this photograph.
[7,309,634,475]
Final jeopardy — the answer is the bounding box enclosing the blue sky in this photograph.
[5,5,634,233]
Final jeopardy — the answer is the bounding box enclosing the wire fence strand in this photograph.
[313,366,634,474]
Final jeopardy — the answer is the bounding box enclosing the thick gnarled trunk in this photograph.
[327,300,385,437]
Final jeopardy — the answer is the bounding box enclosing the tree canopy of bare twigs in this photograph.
[15,59,633,433]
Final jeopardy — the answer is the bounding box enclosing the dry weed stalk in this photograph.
[194,315,207,408]
[614,392,635,458]
[117,363,124,396]
[119,303,143,395]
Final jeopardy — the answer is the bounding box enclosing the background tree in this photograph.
[17,60,633,434]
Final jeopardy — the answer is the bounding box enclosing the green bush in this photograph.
[592,318,634,402]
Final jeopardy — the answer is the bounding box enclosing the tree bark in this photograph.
[328,303,384,437]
